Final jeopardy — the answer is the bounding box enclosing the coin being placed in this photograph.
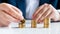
[20,19,25,24]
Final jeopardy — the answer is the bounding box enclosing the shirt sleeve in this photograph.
[57,9,60,13]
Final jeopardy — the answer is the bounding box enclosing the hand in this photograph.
[0,3,24,27]
[33,3,59,23]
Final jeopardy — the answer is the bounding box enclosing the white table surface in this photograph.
[0,20,60,34]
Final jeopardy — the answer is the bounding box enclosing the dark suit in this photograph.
[0,0,60,19]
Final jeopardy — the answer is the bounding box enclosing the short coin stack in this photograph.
[19,19,25,28]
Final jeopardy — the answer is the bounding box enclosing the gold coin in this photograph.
[20,19,25,24]
[19,23,25,28]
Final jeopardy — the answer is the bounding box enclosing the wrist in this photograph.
[56,10,60,21]
[52,10,60,21]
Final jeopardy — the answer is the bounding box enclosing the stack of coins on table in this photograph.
[44,18,50,28]
[19,18,50,28]
[19,19,25,28]
[31,20,37,28]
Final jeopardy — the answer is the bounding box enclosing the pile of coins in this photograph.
[44,18,50,28]
[19,18,50,28]
[19,19,25,28]
[31,20,36,28]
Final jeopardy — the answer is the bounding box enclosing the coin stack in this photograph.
[19,19,25,28]
[44,18,50,28]
[31,20,37,28]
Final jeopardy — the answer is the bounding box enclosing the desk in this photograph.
[0,20,60,34]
